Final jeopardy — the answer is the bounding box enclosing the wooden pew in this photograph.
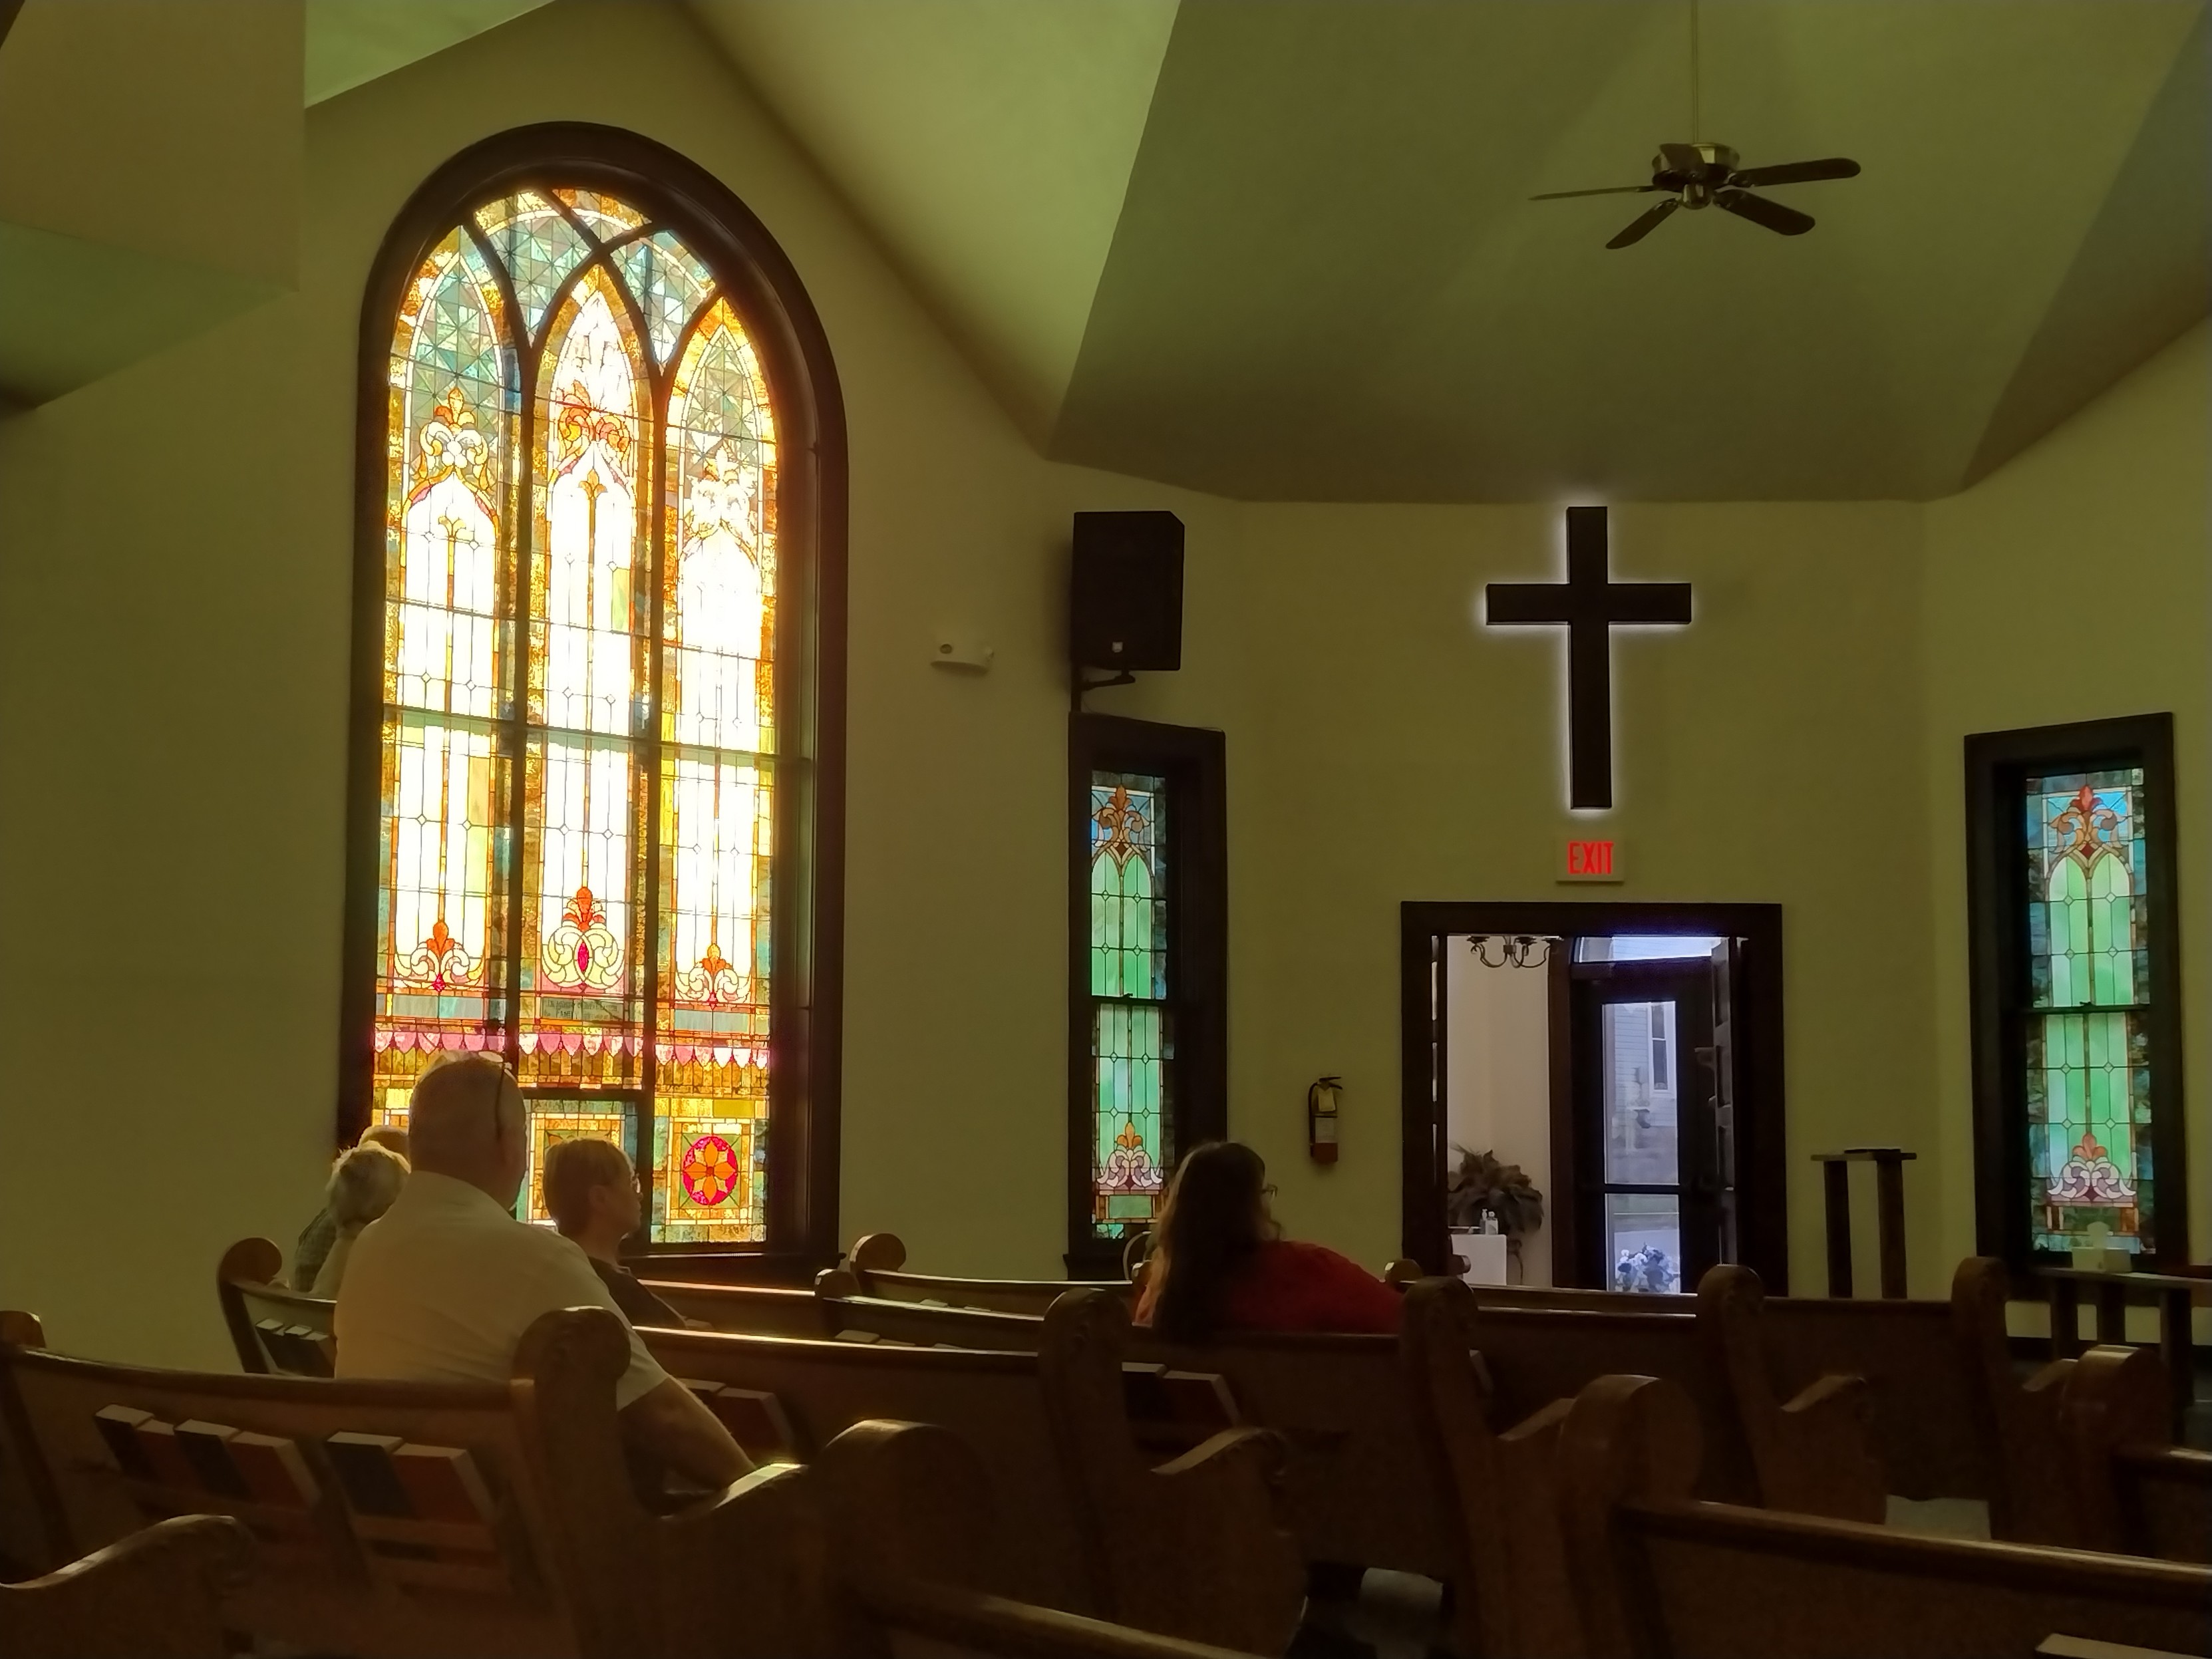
[1,1304,826,1658]
[834,1232,1133,1315]
[0,1310,59,1576]
[1399,1278,1583,1659]
[1553,1371,2212,1659]
[215,1237,337,1376]
[0,1515,251,1659]
[2061,1343,2212,1565]
[641,1288,1305,1655]
[1953,1254,2102,1544]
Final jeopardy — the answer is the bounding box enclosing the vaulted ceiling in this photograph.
[273,1,2212,502]
[697,0,2209,501]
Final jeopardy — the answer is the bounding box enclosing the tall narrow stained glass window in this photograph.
[367,181,792,1243]
[1087,772,1172,1239]
[2020,769,2154,1256]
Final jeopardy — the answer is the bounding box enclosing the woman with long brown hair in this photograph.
[1135,1141,1401,1342]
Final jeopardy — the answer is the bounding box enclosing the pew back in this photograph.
[0,1515,251,1659]
[644,1322,1095,1616]
[3,1333,573,1657]
[837,1232,1131,1315]
[641,1293,1305,1655]
[633,1279,839,1338]
[216,1239,337,1376]
[1557,1373,2212,1659]
[1470,1302,1757,1502]
[1126,1326,1453,1580]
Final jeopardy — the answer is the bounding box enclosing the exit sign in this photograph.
[1561,837,1623,883]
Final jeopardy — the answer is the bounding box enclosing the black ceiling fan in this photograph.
[1531,1,1861,248]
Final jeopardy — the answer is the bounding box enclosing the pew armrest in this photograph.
[1767,1372,1887,1523]
[0,1515,253,1659]
[1135,1427,1305,1656]
[858,1575,1267,1659]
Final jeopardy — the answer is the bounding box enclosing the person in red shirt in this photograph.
[1134,1141,1402,1340]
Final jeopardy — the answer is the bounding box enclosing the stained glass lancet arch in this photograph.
[347,134,844,1259]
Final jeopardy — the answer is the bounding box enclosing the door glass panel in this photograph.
[1603,1001,1679,1185]
[1606,1193,1682,1292]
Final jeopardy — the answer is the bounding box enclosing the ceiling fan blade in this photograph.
[1530,184,1663,201]
[1658,142,1708,175]
[1728,156,1861,188]
[1716,188,1814,236]
[1607,197,1682,249]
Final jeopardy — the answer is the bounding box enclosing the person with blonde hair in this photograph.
[308,1140,409,1296]
[541,1137,685,1328]
[335,1054,747,1491]
[293,1122,410,1289]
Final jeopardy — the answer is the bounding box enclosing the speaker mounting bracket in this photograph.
[1070,667,1137,712]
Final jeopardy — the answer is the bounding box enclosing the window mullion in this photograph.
[638,359,671,1197]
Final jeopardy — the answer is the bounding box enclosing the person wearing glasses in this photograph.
[1135,1141,1402,1341]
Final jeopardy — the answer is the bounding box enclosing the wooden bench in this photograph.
[215,1237,337,1376]
[1553,1371,2212,1659]
[832,1231,1133,1315]
[1,1302,834,1657]
[2062,1344,2212,1565]
[0,1514,250,1659]
[640,1287,1305,1654]
[9,1306,1277,1659]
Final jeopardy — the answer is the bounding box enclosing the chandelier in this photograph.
[1467,935,1554,970]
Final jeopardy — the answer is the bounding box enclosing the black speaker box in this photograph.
[1070,511,1184,672]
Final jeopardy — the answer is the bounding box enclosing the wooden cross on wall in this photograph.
[1486,506,1691,810]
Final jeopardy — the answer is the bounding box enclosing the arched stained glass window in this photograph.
[348,131,845,1259]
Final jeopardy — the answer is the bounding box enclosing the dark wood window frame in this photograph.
[1965,712,2186,1273]
[1400,901,1788,1290]
[1067,713,1227,1279]
[340,123,848,1282]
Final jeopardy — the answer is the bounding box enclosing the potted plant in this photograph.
[1445,1147,1545,1274]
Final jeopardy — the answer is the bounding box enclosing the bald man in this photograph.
[335,1054,746,1490]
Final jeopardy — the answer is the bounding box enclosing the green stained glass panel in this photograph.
[1092,1003,1169,1237]
[617,229,716,365]
[476,191,593,342]
[1090,771,1166,998]
[2021,768,2153,1255]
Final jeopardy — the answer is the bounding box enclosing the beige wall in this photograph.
[1443,949,1555,1286]
[1921,321,2211,1286]
[0,3,2199,1366]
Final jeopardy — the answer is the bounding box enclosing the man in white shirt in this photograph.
[336,1053,746,1489]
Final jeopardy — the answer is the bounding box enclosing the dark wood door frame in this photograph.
[1400,901,1787,1290]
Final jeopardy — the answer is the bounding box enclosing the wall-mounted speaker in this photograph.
[1071,510,1184,673]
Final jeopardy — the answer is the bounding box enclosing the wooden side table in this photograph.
[1811,1148,1915,1298]
[2037,1265,2207,1435]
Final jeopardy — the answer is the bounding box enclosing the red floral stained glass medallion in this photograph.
[681,1133,738,1206]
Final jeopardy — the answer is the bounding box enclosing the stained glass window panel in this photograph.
[475,191,593,342]
[618,231,716,365]
[1092,1004,1169,1233]
[2023,768,2153,1256]
[665,298,777,756]
[536,278,646,738]
[652,1099,766,1243]
[1090,772,1166,999]
[520,1097,637,1226]
[659,754,772,1056]
[373,187,784,1248]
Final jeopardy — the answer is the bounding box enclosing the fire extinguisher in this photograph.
[1308,1076,1342,1164]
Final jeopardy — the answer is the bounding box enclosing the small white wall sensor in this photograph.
[931,637,994,673]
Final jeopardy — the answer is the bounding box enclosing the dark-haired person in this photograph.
[542,1136,687,1329]
[1134,1141,1401,1341]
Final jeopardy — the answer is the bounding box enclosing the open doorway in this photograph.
[1402,903,1786,1290]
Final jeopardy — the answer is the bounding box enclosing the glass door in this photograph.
[1571,962,1726,1291]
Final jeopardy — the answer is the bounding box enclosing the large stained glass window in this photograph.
[369,184,778,1243]
[2021,769,2155,1257]
[1086,772,1172,1241]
